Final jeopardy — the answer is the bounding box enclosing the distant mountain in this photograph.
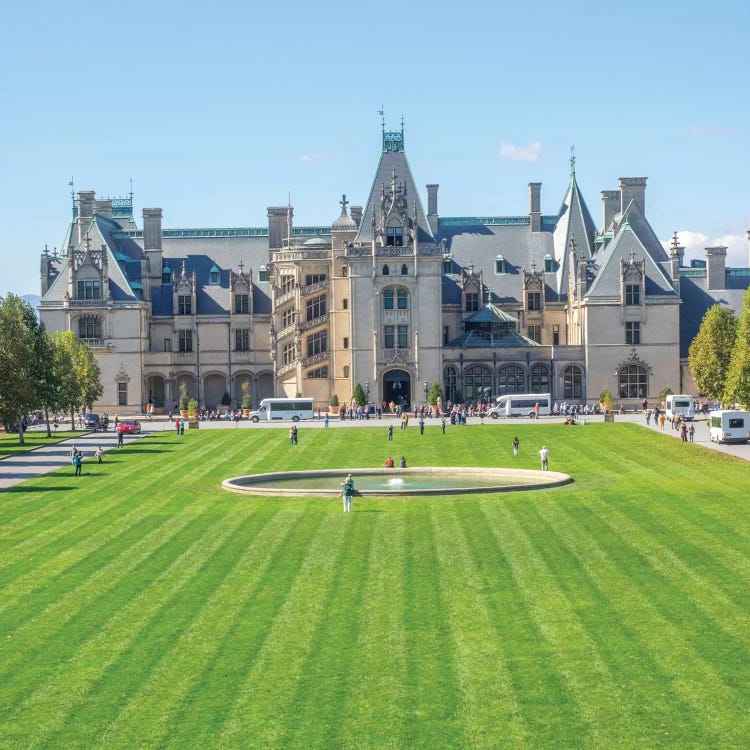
[22,294,41,309]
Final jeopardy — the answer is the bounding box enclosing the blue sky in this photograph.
[2,0,749,295]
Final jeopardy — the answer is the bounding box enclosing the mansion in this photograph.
[39,128,750,414]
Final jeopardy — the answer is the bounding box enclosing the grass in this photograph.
[0,422,748,749]
[0,431,79,458]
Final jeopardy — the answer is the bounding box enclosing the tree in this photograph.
[352,382,367,407]
[0,294,47,444]
[689,305,737,401]
[724,287,750,408]
[329,394,339,408]
[427,381,443,406]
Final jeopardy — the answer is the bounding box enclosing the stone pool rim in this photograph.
[222,466,573,497]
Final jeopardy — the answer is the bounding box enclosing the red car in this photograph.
[116,419,142,435]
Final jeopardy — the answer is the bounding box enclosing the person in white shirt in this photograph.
[539,445,549,470]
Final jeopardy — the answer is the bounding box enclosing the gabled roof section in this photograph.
[614,199,670,263]
[464,302,519,324]
[552,170,597,297]
[354,140,434,244]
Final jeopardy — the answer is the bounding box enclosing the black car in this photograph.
[84,413,101,429]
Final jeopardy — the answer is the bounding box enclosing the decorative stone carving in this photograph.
[615,347,652,374]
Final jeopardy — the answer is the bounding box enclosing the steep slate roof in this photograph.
[613,199,669,263]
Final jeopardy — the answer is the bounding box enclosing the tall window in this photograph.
[78,316,101,342]
[305,274,326,286]
[397,288,408,309]
[625,321,641,345]
[386,226,403,246]
[343,365,350,378]
[77,279,101,300]
[162,268,172,285]
[619,365,647,399]
[497,365,525,395]
[383,289,394,310]
[281,307,295,328]
[343,337,349,349]
[465,292,479,312]
[306,294,326,321]
[495,256,505,274]
[443,326,449,345]
[443,366,457,402]
[234,293,249,314]
[163,338,171,352]
[553,324,560,346]
[397,325,408,348]
[464,365,492,401]
[178,295,192,315]
[527,325,542,343]
[209,269,220,285]
[117,382,127,406]
[235,329,250,351]
[258,266,268,282]
[280,275,295,294]
[442,257,452,274]
[282,342,295,364]
[382,265,390,276]
[625,284,640,305]
[178,330,193,352]
[531,364,550,392]
[401,264,408,275]
[563,365,583,399]
[544,255,554,273]
[306,330,327,357]
[527,292,542,311]
[384,325,395,349]
[342,298,348,310]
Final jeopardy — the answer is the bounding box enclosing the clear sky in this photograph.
[2,0,748,296]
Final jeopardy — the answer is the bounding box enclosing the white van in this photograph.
[709,410,750,444]
[249,398,314,422]
[488,393,551,419]
[665,394,695,421]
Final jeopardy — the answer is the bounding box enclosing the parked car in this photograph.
[116,419,141,435]
[84,413,101,429]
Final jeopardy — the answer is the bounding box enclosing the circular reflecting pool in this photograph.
[222,467,572,497]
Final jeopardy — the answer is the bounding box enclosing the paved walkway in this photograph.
[0,414,746,491]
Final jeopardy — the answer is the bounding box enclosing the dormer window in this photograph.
[465,292,479,312]
[495,255,505,274]
[386,227,403,246]
[625,283,640,305]
[77,279,101,300]
[258,265,268,282]
[234,293,250,314]
[442,257,452,274]
[209,264,220,285]
[544,254,554,273]
[162,267,172,285]
[178,295,192,315]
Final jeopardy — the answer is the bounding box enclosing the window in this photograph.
[527,325,542,343]
[306,330,327,357]
[234,293,249,314]
[443,366,457,402]
[465,292,479,312]
[397,325,408,348]
[305,274,326,286]
[442,257,452,274]
[163,338,171,352]
[383,289,394,310]
[342,298,348,310]
[619,364,647,399]
[343,337,349,349]
[343,365,350,378]
[306,366,328,379]
[497,365,525,395]
[443,326,449,345]
[401,264,408,275]
[625,284,640,305]
[544,255,554,273]
[280,275,295,294]
[531,364,550,392]
[281,307,295,328]
[178,330,193,352]
[282,342,295,365]
[527,292,542,311]
[209,268,220,285]
[341,266,348,277]
[563,365,583,399]
[384,325,395,349]
[386,226,403,246]
[464,365,492,401]
[78,316,101,343]
[178,295,192,315]
[118,382,127,407]
[625,321,641,345]
[306,294,326,321]
[162,268,172,285]
[382,265,390,276]
[495,255,505,274]
[235,329,250,351]
[397,288,408,309]
[77,279,101,300]
[553,324,560,346]
[258,266,268,282]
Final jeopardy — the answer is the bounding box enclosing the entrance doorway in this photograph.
[383,369,411,409]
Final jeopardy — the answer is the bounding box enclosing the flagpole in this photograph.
[287,190,291,246]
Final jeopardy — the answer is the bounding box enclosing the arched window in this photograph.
[619,364,647,399]
[531,364,550,393]
[443,366,457,403]
[341,266,348,277]
[544,254,554,273]
[495,255,505,274]
[497,365,525,395]
[563,365,583,399]
[382,265,390,276]
[343,365,350,378]
[464,365,492,402]
[401,264,408,275]
[78,315,102,344]
[162,266,172,285]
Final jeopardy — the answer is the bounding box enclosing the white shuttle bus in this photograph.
[488,393,551,419]
[249,398,314,422]
[709,410,750,444]
[665,394,696,421]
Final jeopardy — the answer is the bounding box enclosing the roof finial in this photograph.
[670,230,680,255]
[69,177,75,217]
[238,259,244,275]
[570,145,576,178]
[129,177,134,202]
[378,106,385,134]
[339,193,349,214]
[569,236,577,254]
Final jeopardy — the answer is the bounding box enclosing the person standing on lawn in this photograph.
[95,446,104,463]
[341,473,354,512]
[73,451,82,476]
[512,436,520,456]
[539,445,549,470]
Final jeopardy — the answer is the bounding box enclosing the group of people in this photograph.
[69,444,105,476]
[510,436,550,470]
[288,425,299,445]
[384,456,407,468]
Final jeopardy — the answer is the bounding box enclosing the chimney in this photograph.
[619,177,647,215]
[94,199,112,219]
[267,206,291,249]
[601,191,619,230]
[528,183,541,232]
[350,205,363,228]
[426,184,439,235]
[705,246,727,290]
[76,191,96,243]
[143,208,163,283]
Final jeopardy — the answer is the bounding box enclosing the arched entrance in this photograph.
[203,373,227,409]
[383,369,411,408]
[146,376,166,410]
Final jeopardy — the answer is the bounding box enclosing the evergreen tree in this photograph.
[688,305,737,401]
[352,382,367,407]
[427,381,443,406]
[724,287,750,408]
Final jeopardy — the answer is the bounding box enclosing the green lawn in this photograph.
[0,431,79,458]
[0,423,748,749]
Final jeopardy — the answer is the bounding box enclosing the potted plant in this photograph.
[187,398,199,418]
[178,390,189,418]
[241,382,253,416]
[599,389,614,417]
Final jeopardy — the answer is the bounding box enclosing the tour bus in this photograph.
[249,398,314,422]
[665,394,696,421]
[488,393,551,419]
[709,410,750,444]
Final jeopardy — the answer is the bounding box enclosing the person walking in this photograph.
[289,426,295,445]
[179,419,185,436]
[117,429,124,447]
[293,425,298,445]
[341,473,354,512]
[324,415,329,428]
[539,445,549,470]
[388,424,393,441]
[441,418,446,434]
[659,413,666,431]
[419,418,425,435]
[73,451,82,476]
[512,436,520,456]
[95,446,104,464]
[689,423,695,442]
